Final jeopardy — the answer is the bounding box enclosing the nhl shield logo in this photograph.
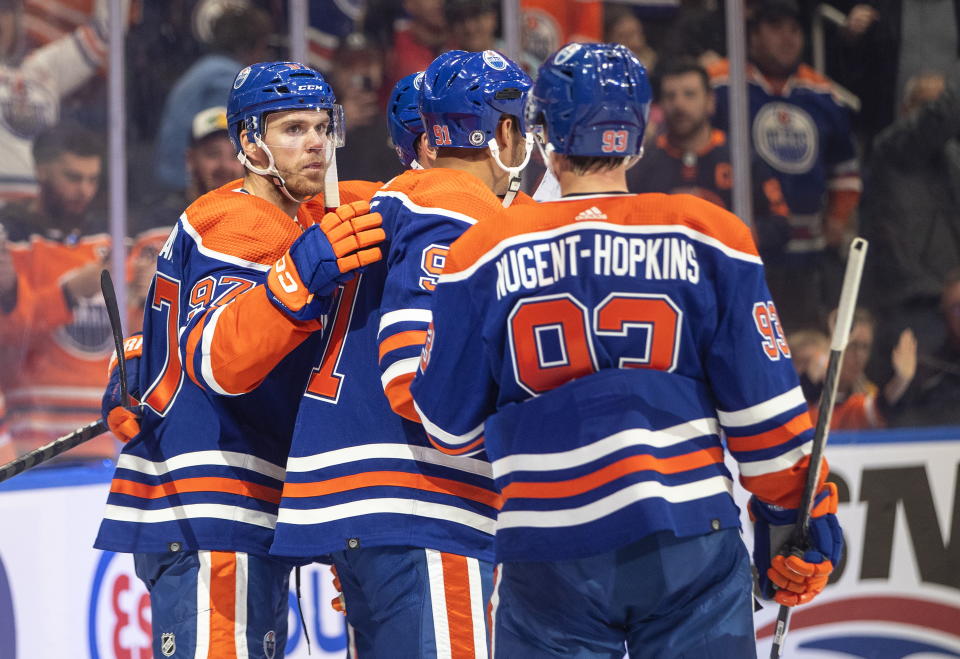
[263,630,277,659]
[160,632,176,657]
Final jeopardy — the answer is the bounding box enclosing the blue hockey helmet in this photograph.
[527,43,651,158]
[387,71,426,167]
[226,61,343,154]
[420,49,532,150]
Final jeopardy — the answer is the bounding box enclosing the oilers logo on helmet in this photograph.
[482,49,508,70]
[233,66,251,89]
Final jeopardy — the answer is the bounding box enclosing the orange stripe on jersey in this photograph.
[110,477,282,505]
[208,551,239,659]
[726,412,812,453]
[282,471,502,509]
[426,435,487,456]
[826,188,860,224]
[440,553,477,659]
[384,372,420,422]
[501,447,725,500]
[741,455,828,509]
[378,330,428,363]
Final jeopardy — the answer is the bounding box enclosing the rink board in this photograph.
[0,426,958,658]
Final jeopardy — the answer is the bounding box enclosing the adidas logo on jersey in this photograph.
[574,206,608,221]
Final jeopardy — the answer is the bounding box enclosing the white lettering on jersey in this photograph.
[496,235,700,299]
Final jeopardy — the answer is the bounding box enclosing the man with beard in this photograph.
[134,105,246,233]
[94,61,384,657]
[710,0,861,332]
[0,122,117,457]
[629,58,790,262]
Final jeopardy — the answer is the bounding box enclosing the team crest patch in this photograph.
[160,632,175,656]
[482,50,508,71]
[554,43,581,65]
[263,630,277,659]
[234,66,251,89]
[752,102,818,175]
[469,130,486,146]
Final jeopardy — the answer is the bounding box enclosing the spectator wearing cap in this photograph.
[709,0,862,333]
[152,3,271,193]
[136,106,243,233]
[629,59,791,263]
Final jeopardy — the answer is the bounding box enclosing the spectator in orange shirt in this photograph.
[796,309,917,430]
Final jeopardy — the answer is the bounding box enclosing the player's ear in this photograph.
[240,129,258,155]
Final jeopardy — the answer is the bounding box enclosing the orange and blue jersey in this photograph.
[269,168,505,562]
[710,61,861,254]
[94,179,377,556]
[411,192,823,562]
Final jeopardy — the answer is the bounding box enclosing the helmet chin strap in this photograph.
[237,136,320,205]
[487,133,534,208]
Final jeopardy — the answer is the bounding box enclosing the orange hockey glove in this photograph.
[330,565,346,615]
[749,482,843,607]
[266,202,384,320]
[101,333,143,443]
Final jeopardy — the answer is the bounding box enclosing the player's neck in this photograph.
[432,156,499,194]
[556,165,629,197]
[243,172,301,218]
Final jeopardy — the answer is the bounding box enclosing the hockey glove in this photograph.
[101,333,143,443]
[749,482,843,607]
[266,201,384,320]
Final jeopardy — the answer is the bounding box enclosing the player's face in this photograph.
[187,134,244,196]
[42,152,101,216]
[750,18,803,77]
[660,72,714,140]
[262,109,334,197]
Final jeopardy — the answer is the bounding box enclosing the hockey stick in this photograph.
[769,237,868,658]
[0,420,107,485]
[101,269,131,408]
[323,144,340,212]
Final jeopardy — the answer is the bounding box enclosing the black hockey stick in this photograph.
[0,420,107,484]
[769,237,868,658]
[101,269,131,408]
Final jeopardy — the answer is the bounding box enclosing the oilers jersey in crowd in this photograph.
[710,61,861,253]
[627,130,791,260]
[95,178,377,556]
[411,192,820,563]
[269,168,514,563]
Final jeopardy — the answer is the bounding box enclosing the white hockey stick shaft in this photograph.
[770,237,868,658]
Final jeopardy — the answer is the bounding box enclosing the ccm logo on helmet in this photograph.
[297,85,325,91]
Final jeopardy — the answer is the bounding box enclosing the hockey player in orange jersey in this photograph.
[96,61,384,658]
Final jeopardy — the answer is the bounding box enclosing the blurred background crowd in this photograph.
[0,0,957,464]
